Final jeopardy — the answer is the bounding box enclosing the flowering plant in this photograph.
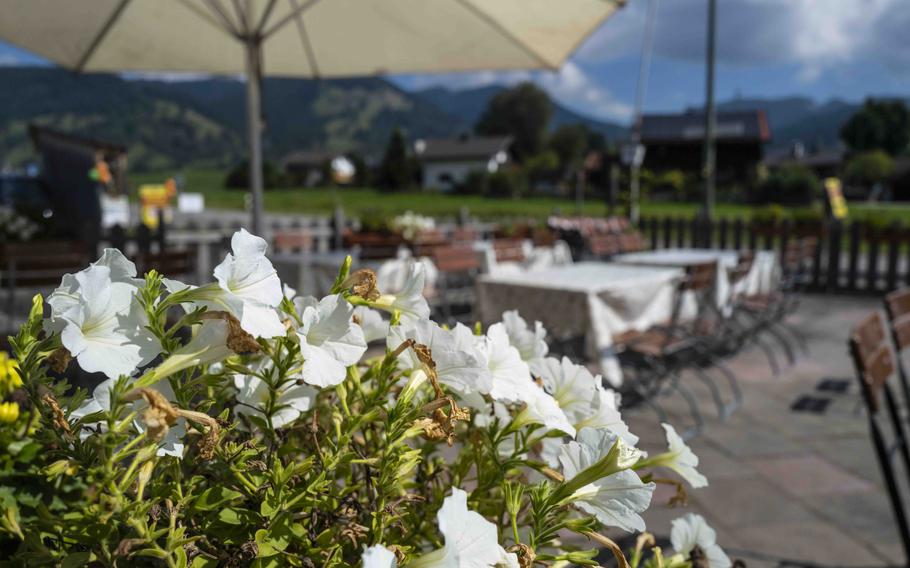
[389,211,435,241]
[0,229,733,567]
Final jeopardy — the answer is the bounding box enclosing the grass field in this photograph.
[129,168,910,223]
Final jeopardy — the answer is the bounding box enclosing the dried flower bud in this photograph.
[508,544,536,568]
[41,393,73,440]
[344,269,380,300]
[48,347,72,373]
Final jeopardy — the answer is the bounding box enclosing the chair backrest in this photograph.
[493,239,525,263]
[450,227,478,243]
[849,311,910,560]
[0,242,90,287]
[273,230,313,253]
[728,251,755,287]
[432,245,480,274]
[136,250,195,280]
[586,234,620,258]
[618,232,646,253]
[885,289,910,352]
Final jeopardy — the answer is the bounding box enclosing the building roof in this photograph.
[640,110,771,144]
[282,150,342,168]
[417,136,512,162]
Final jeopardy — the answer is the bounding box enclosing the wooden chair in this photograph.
[849,312,910,563]
[135,249,195,281]
[884,288,910,412]
[492,239,526,264]
[0,241,90,331]
[273,230,313,253]
[431,244,481,323]
[585,234,620,259]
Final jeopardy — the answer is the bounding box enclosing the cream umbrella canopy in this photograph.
[0,0,625,234]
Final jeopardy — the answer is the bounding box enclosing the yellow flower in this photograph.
[0,401,19,424]
[0,352,20,390]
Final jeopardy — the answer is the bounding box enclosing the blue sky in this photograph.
[3,0,910,125]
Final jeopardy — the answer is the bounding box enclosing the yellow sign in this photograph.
[139,182,176,227]
[824,177,848,220]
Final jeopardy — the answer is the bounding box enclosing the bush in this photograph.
[224,160,289,190]
[755,164,819,205]
[0,231,732,566]
[844,150,895,187]
[486,169,528,198]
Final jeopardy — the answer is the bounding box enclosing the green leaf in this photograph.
[61,552,93,568]
[193,487,244,512]
[190,557,220,568]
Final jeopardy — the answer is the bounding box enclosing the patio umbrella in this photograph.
[0,0,625,234]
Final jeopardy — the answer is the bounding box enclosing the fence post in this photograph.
[747,221,758,251]
[333,206,346,250]
[649,217,658,250]
[779,219,791,265]
[733,217,743,250]
[689,216,699,248]
[887,221,902,292]
[718,218,728,250]
[675,217,686,248]
[137,223,152,255]
[662,217,672,249]
[156,209,167,252]
[109,224,127,252]
[847,221,861,292]
[866,223,880,293]
[826,220,842,292]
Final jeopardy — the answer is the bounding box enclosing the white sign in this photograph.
[620,143,646,167]
[101,194,130,228]
[178,193,205,213]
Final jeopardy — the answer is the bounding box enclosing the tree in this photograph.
[475,82,552,161]
[548,124,589,176]
[840,99,910,156]
[845,150,895,187]
[755,164,819,205]
[377,128,412,192]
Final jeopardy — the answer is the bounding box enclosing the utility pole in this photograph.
[629,0,660,225]
[702,0,717,221]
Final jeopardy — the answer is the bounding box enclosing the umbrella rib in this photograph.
[256,0,281,35]
[176,0,240,37]
[261,0,322,39]
[289,0,320,78]
[74,0,132,72]
[452,0,555,70]
[230,0,250,34]
[203,0,243,37]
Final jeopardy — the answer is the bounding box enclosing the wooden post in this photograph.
[847,221,861,292]
[826,220,842,292]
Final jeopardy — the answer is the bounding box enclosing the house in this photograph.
[639,110,771,183]
[415,135,512,191]
[282,150,355,186]
[764,142,845,180]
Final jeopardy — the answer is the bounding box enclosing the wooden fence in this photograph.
[638,215,910,295]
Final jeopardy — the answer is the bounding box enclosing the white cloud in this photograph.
[579,0,908,83]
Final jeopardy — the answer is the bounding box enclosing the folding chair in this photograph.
[430,244,481,324]
[849,312,910,564]
[884,288,910,413]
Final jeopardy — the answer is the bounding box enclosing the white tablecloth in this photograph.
[477,262,689,386]
[613,248,779,311]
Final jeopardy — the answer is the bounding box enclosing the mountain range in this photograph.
[0,66,871,172]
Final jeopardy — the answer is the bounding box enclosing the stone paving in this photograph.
[620,294,907,567]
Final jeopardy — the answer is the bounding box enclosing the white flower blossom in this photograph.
[670,514,731,568]
[388,320,491,397]
[354,305,389,343]
[473,323,532,403]
[234,368,317,430]
[535,357,637,446]
[655,423,708,488]
[502,310,548,363]
[46,249,160,379]
[71,377,185,457]
[559,428,653,532]
[362,544,397,568]
[146,321,234,385]
[294,294,367,387]
[410,488,517,568]
[171,229,285,339]
[373,262,431,325]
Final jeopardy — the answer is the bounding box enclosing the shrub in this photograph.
[0,231,732,566]
[844,150,895,187]
[755,164,819,205]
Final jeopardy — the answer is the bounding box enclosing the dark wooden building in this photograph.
[640,110,771,183]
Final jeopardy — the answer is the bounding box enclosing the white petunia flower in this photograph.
[46,249,160,379]
[354,305,390,343]
[362,544,397,568]
[71,377,186,457]
[514,387,576,437]
[654,423,708,489]
[473,323,532,404]
[410,488,517,568]
[388,320,491,397]
[144,321,234,385]
[670,513,731,568]
[502,310,548,363]
[535,357,636,446]
[171,229,285,339]
[558,428,653,533]
[294,294,367,387]
[234,371,317,430]
[373,262,431,325]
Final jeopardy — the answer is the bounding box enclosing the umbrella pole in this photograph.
[245,38,265,235]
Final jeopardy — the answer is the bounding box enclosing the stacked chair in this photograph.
[849,310,910,562]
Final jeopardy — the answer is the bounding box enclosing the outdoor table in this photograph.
[612,248,779,311]
[477,262,690,386]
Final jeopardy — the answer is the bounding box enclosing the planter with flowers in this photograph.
[0,229,735,567]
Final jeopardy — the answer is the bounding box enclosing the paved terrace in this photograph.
[620,294,905,567]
